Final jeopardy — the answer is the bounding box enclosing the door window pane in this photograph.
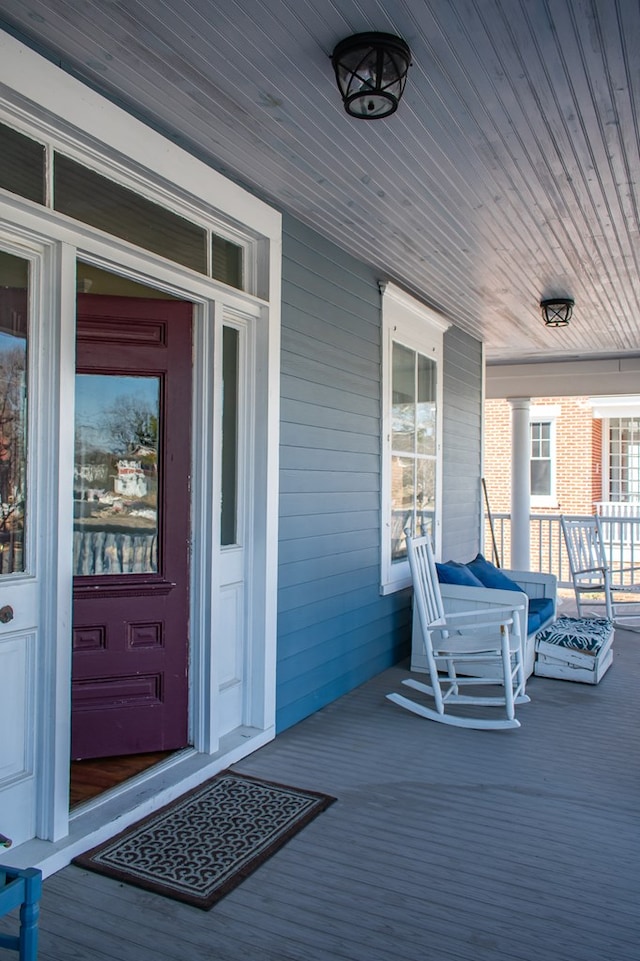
[74,374,160,574]
[0,253,28,574]
[221,327,239,546]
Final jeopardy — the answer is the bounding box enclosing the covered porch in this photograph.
[12,618,638,961]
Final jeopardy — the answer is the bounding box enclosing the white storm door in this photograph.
[0,246,39,850]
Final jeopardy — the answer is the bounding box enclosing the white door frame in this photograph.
[0,32,281,870]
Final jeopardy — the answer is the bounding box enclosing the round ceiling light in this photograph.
[540,298,574,328]
[331,32,412,120]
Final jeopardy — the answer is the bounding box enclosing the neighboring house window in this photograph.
[381,282,449,594]
[608,417,640,502]
[529,406,559,507]
[587,398,640,505]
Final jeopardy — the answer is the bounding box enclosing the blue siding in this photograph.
[277,215,410,732]
[441,326,484,560]
[276,218,484,732]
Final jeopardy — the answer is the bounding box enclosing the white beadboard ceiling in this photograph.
[1,0,639,366]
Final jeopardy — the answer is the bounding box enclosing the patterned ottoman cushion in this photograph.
[535,616,614,656]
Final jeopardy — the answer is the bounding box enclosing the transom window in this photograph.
[0,120,247,291]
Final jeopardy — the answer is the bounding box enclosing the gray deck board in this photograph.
[3,622,639,961]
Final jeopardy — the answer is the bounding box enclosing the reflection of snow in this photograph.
[130,509,157,520]
[114,459,147,497]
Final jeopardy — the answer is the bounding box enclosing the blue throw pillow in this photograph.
[436,560,484,587]
[465,553,522,593]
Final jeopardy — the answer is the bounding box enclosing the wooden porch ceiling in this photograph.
[1,1,639,366]
[14,619,640,960]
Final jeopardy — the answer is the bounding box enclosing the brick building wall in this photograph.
[483,397,603,569]
[484,396,602,515]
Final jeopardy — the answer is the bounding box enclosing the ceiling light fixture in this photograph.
[331,32,411,120]
[540,298,574,328]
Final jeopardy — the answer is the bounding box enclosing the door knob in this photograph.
[0,605,14,623]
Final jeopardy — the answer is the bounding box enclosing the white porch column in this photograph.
[508,397,531,570]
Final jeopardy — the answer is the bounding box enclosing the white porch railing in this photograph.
[594,501,640,518]
[484,512,640,589]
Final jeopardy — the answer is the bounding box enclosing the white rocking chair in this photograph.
[386,534,530,730]
[560,514,640,627]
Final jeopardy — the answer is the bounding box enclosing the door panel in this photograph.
[71,295,192,760]
[0,255,38,848]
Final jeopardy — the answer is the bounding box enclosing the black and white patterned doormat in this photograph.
[73,771,336,909]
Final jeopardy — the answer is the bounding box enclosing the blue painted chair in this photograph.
[0,866,42,961]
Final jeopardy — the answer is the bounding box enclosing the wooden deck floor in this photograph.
[4,623,640,961]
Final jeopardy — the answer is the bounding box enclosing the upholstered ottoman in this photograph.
[534,616,614,684]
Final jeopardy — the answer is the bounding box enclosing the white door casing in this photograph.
[0,31,281,859]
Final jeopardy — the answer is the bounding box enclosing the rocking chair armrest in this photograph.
[440,604,525,630]
[574,565,608,577]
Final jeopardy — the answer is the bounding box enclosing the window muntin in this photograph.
[608,417,640,502]
[391,343,437,560]
[530,421,552,496]
[0,251,29,574]
[381,283,446,594]
[529,410,558,506]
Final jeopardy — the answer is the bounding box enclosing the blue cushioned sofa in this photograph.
[410,566,557,679]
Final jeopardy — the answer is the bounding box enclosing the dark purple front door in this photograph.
[71,295,192,759]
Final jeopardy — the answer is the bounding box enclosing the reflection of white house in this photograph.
[73,464,108,483]
[114,459,147,498]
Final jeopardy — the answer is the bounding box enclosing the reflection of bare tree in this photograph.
[0,344,27,532]
[100,395,158,455]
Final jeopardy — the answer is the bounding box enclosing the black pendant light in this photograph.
[540,298,574,328]
[331,32,411,119]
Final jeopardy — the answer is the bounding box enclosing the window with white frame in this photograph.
[529,406,559,507]
[381,283,449,594]
[587,397,640,505]
[608,417,640,502]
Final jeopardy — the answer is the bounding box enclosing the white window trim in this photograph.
[380,282,449,594]
[529,404,560,508]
